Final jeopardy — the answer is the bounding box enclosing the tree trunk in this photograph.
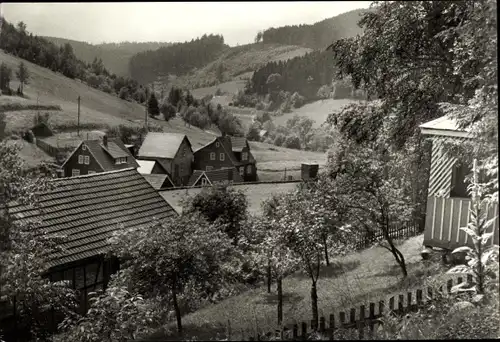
[172,278,182,335]
[323,235,330,266]
[389,242,408,277]
[277,276,283,325]
[267,259,272,293]
[310,280,319,330]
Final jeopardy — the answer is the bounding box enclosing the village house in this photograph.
[60,135,138,177]
[187,167,244,187]
[4,168,178,327]
[137,159,169,175]
[193,136,257,182]
[419,115,499,255]
[142,174,175,190]
[137,133,194,186]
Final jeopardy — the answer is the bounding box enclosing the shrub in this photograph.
[284,135,300,149]
[274,134,285,147]
[290,92,305,108]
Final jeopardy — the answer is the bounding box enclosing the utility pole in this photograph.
[77,96,81,137]
[145,103,148,130]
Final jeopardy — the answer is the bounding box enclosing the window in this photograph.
[239,167,244,176]
[210,152,216,160]
[220,153,225,161]
[82,144,87,151]
[182,148,186,157]
[122,157,127,163]
[206,166,213,171]
[84,156,90,165]
[72,169,80,177]
[115,158,120,165]
[450,163,471,198]
[216,142,220,148]
[201,178,209,186]
[78,155,84,164]
[242,152,248,161]
[88,170,96,175]
[246,165,252,174]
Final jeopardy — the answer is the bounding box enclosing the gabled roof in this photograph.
[187,167,244,187]
[230,136,248,152]
[61,137,139,171]
[420,115,472,138]
[8,168,178,268]
[138,133,191,159]
[142,174,175,190]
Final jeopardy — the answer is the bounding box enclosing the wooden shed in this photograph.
[420,115,499,251]
[301,163,319,181]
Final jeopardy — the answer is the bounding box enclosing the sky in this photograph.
[0,2,372,46]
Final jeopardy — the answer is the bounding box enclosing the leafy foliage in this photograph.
[0,141,78,340]
[182,184,248,244]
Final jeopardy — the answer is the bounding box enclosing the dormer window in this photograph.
[115,157,127,165]
[216,142,220,148]
[242,152,248,161]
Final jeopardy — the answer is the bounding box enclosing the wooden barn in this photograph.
[1,168,178,339]
[420,115,499,251]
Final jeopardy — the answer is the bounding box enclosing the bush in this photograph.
[255,101,265,110]
[290,92,305,108]
[284,135,300,149]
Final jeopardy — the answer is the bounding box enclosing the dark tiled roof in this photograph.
[230,136,247,152]
[85,138,139,171]
[138,133,190,159]
[101,141,129,159]
[8,168,178,268]
[142,174,174,190]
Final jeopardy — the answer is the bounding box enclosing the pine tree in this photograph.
[147,92,160,117]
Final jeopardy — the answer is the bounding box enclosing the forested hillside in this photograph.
[257,8,367,49]
[0,18,145,103]
[43,36,172,76]
[129,34,227,84]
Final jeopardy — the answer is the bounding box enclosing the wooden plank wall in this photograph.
[424,197,499,249]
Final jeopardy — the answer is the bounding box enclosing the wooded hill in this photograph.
[42,36,173,77]
[258,8,367,49]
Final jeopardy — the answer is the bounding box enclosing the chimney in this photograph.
[103,135,108,147]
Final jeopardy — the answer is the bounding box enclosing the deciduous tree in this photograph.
[15,61,29,95]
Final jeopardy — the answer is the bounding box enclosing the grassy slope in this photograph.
[273,99,359,129]
[150,234,454,341]
[0,50,324,171]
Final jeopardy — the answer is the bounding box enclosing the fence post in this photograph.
[350,308,356,325]
[407,291,413,311]
[319,317,326,333]
[398,294,404,313]
[369,303,376,339]
[329,314,335,340]
[339,311,346,327]
[416,289,423,307]
[379,300,385,317]
[359,305,366,339]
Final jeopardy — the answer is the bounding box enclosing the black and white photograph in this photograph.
[0,1,498,341]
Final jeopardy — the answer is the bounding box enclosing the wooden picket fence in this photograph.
[244,273,472,341]
[353,222,421,250]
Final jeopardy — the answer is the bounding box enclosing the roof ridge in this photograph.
[51,167,136,182]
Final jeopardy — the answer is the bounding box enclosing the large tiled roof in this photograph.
[138,133,189,159]
[85,139,139,171]
[142,174,174,190]
[101,141,129,159]
[8,168,178,268]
